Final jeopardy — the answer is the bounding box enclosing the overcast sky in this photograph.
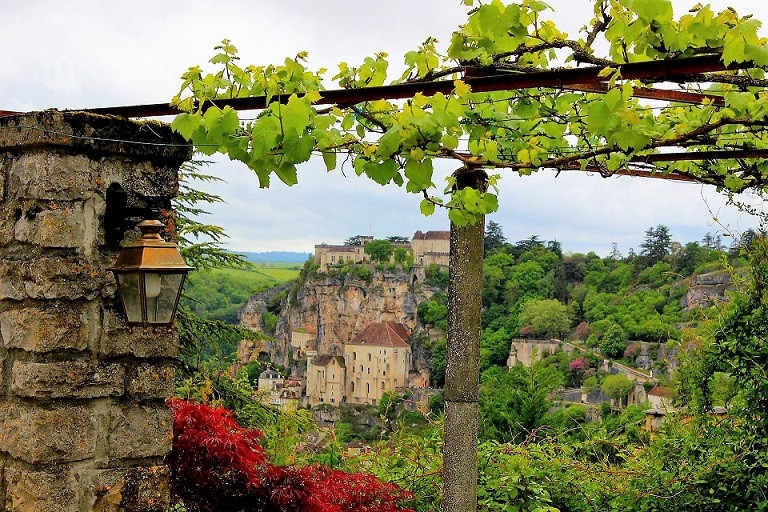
[2,1,767,255]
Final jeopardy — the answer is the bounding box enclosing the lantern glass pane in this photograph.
[145,273,184,324]
[116,273,143,323]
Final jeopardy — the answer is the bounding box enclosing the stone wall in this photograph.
[0,111,190,511]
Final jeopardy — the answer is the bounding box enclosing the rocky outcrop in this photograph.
[239,268,437,376]
[679,270,735,310]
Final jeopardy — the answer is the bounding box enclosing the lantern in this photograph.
[109,219,194,327]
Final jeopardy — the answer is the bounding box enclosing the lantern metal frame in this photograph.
[109,219,194,328]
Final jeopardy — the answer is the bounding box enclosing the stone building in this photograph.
[314,230,449,271]
[291,327,316,358]
[305,322,412,407]
[306,353,346,405]
[411,230,450,268]
[314,236,373,269]
[258,367,283,392]
[344,322,412,405]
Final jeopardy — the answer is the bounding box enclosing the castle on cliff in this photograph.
[313,230,450,270]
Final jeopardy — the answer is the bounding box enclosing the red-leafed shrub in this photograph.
[568,357,590,373]
[519,325,533,337]
[624,342,642,360]
[572,321,591,341]
[167,399,415,512]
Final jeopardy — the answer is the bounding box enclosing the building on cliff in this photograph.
[306,354,346,405]
[314,231,449,270]
[306,322,412,406]
[411,230,450,268]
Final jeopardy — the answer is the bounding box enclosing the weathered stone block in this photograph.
[0,403,96,464]
[11,361,124,399]
[88,466,170,512]
[0,304,92,352]
[0,260,25,300]
[127,363,176,400]
[4,466,77,512]
[100,308,178,359]
[7,152,98,201]
[6,152,179,204]
[15,202,87,248]
[107,404,172,460]
[24,256,111,300]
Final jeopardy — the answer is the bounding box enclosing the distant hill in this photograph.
[237,251,312,263]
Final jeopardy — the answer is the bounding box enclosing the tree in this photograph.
[640,225,672,264]
[602,374,635,406]
[344,235,366,246]
[364,239,394,263]
[170,4,768,509]
[484,220,506,254]
[517,298,570,339]
[387,235,410,244]
[600,324,628,359]
[393,247,409,266]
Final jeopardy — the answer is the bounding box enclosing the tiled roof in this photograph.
[313,355,346,368]
[413,230,450,241]
[349,322,410,348]
[648,386,674,398]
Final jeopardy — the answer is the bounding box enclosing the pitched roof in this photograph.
[313,355,346,368]
[413,230,450,241]
[349,322,410,348]
[259,368,280,379]
[648,386,674,398]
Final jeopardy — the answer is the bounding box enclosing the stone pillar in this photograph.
[0,111,191,511]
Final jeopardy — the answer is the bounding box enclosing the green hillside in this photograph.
[182,264,300,324]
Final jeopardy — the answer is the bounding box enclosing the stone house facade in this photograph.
[306,322,412,406]
[306,354,346,405]
[344,322,412,405]
[411,230,450,268]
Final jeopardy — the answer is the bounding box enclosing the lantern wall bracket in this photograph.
[105,182,162,248]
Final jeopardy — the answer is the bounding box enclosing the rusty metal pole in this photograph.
[443,166,486,512]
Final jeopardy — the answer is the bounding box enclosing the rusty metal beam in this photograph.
[631,148,768,162]
[556,165,699,183]
[71,54,743,118]
[564,83,725,106]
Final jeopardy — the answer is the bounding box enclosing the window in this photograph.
[368,353,372,362]
[367,367,370,374]
[350,382,355,392]
[380,381,385,390]
[366,383,370,394]
[383,370,386,376]
[360,365,364,372]
[352,352,356,361]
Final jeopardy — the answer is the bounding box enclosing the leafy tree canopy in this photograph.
[364,239,395,263]
[517,298,570,339]
[171,1,768,226]
[602,373,635,402]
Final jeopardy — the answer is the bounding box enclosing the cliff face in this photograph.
[679,270,736,310]
[239,269,436,376]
